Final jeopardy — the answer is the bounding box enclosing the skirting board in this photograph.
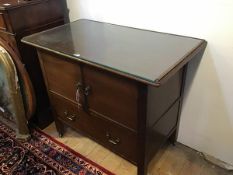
[203,153,233,171]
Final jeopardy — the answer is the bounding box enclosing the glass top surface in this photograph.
[22,19,203,84]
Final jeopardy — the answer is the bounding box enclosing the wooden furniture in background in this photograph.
[0,0,65,128]
[22,19,207,175]
[0,38,36,120]
[0,42,34,139]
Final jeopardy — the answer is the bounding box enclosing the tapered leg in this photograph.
[169,65,188,146]
[137,164,147,175]
[169,129,177,146]
[54,118,64,137]
[137,84,148,175]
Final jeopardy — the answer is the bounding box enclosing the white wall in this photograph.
[66,0,233,165]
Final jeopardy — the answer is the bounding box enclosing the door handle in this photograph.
[84,86,91,96]
[75,83,91,111]
[75,82,83,107]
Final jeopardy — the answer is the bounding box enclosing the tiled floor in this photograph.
[43,123,233,175]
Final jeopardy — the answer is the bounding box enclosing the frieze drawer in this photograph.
[49,92,138,163]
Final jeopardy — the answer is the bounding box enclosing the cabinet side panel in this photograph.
[146,100,179,162]
[145,68,183,163]
[147,69,183,127]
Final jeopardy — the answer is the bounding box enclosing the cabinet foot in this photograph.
[169,129,177,146]
[54,119,64,138]
[137,166,147,175]
[59,132,63,138]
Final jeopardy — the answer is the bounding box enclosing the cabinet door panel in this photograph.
[39,51,82,102]
[83,65,138,130]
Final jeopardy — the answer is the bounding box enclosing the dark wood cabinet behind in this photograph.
[0,0,65,128]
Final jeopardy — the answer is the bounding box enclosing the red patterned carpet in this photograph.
[0,122,114,175]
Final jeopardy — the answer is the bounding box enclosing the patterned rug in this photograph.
[0,122,114,175]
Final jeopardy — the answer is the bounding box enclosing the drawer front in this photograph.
[50,93,138,163]
[0,13,6,31]
[39,51,82,102]
[83,65,138,130]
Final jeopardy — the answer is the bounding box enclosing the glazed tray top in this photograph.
[22,19,206,86]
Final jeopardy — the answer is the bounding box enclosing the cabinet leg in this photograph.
[59,132,63,138]
[54,119,64,137]
[137,164,147,175]
[169,129,177,146]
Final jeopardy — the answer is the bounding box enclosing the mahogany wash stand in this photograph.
[22,19,207,174]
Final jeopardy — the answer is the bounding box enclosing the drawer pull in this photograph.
[64,111,76,121]
[106,132,120,145]
[64,111,68,116]
[67,114,76,121]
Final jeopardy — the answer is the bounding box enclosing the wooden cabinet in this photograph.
[39,51,139,162]
[0,0,65,128]
[22,19,207,175]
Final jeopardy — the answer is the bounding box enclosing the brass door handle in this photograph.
[82,85,91,112]
[75,82,83,105]
[75,82,91,111]
[84,86,91,96]
[106,132,120,145]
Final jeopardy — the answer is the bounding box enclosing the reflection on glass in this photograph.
[22,19,203,83]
